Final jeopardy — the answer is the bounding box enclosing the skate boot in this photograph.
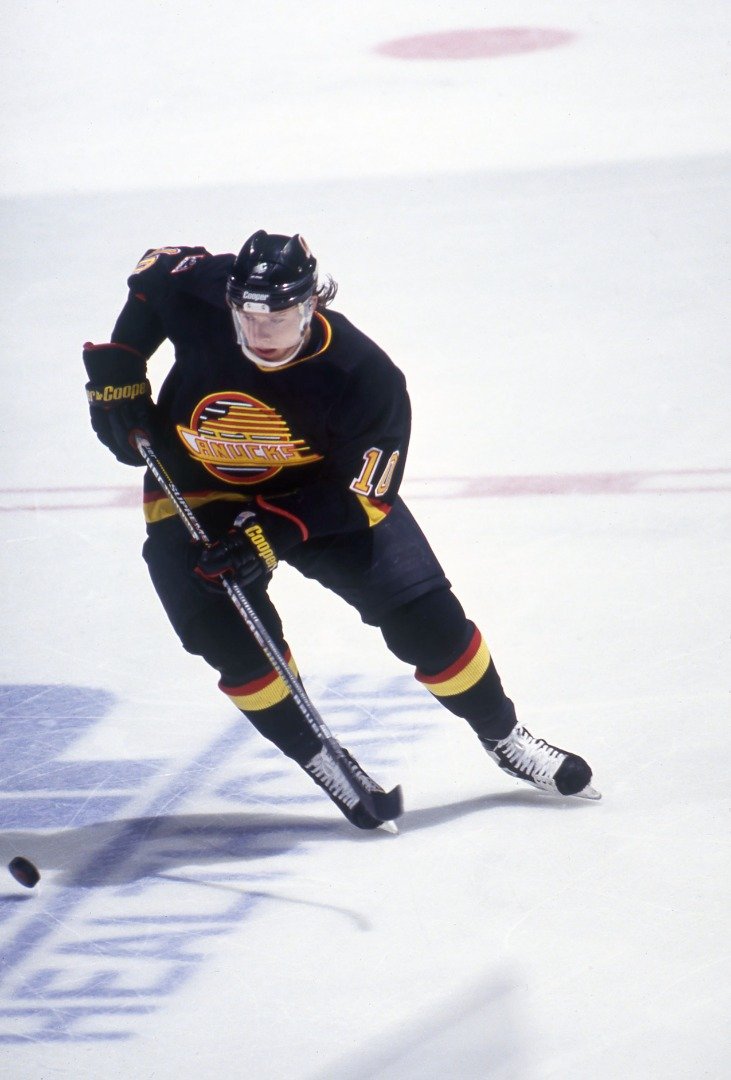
[303,745,389,830]
[480,724,601,800]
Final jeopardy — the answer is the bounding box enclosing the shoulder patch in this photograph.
[131,247,184,275]
[171,252,210,274]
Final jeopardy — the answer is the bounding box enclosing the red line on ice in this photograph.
[1,470,729,512]
[375,27,576,61]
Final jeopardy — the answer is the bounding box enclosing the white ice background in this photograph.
[1,2,730,1077]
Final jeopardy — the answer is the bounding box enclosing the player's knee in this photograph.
[379,588,474,671]
[178,608,264,684]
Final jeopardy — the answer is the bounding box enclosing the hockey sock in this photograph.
[415,628,517,740]
[381,589,516,740]
[219,652,322,764]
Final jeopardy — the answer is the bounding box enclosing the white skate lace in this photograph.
[492,726,565,789]
[343,754,381,793]
[306,748,360,809]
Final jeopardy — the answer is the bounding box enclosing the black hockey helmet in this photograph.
[227,231,318,312]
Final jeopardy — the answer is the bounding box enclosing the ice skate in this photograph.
[480,724,601,800]
[303,745,393,830]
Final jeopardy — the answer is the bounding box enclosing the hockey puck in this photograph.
[8,856,40,889]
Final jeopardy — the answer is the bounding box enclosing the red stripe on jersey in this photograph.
[142,488,226,505]
[367,497,392,516]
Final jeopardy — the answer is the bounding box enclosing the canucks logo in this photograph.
[177,391,322,485]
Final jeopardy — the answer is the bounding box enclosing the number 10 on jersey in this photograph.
[350,448,400,498]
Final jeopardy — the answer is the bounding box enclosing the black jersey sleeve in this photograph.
[98,244,230,361]
[256,357,411,542]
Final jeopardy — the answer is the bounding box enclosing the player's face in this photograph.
[233,305,309,363]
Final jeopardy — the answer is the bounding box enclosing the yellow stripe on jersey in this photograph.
[355,493,391,527]
[144,490,252,524]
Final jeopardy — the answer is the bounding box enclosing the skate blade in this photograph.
[378,820,399,835]
[574,783,602,801]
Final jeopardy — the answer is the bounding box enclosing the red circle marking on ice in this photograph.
[375,27,575,61]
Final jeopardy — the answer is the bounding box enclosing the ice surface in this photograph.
[1,2,729,1077]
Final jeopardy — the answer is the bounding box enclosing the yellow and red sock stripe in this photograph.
[219,650,299,711]
[415,627,491,697]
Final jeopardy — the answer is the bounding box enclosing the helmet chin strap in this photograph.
[232,299,315,370]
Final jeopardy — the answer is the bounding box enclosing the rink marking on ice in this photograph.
[374,27,576,61]
[0,677,431,1043]
[1,468,729,512]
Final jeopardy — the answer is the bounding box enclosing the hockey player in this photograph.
[83,232,600,828]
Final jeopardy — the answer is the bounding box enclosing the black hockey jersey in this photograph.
[106,246,411,540]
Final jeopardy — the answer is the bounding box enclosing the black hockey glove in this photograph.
[194,510,281,589]
[83,342,157,466]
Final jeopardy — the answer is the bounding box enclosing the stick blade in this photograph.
[367,784,404,824]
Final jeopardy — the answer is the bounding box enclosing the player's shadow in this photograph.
[1,810,347,890]
[1,789,595,892]
[401,787,598,832]
[0,811,378,929]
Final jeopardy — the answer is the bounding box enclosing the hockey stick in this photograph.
[134,434,403,825]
